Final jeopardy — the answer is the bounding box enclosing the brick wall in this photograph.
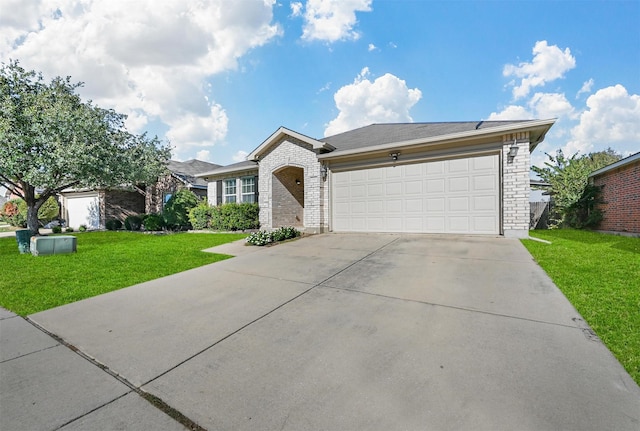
[103,190,145,225]
[272,166,304,227]
[146,175,205,213]
[502,132,531,238]
[258,137,327,232]
[592,160,640,234]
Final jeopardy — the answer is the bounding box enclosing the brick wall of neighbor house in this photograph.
[102,190,145,225]
[145,175,206,214]
[592,160,640,234]
[502,132,531,238]
[258,137,327,233]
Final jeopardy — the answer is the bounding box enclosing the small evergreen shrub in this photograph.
[105,218,123,231]
[210,202,260,231]
[163,190,198,230]
[143,213,165,231]
[65,227,74,232]
[52,225,62,234]
[124,214,143,231]
[188,203,212,230]
[79,224,87,232]
[246,226,300,246]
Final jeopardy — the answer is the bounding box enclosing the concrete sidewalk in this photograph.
[3,234,639,430]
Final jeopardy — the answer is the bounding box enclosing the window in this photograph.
[241,176,256,203]
[162,192,173,210]
[224,179,237,203]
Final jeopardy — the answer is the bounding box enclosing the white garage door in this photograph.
[332,154,499,234]
[66,194,100,229]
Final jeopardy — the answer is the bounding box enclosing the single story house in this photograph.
[589,151,640,235]
[198,120,555,238]
[60,159,219,229]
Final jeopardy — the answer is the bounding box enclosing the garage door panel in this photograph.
[332,154,498,234]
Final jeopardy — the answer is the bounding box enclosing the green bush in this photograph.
[210,202,260,231]
[143,213,165,231]
[105,218,122,231]
[163,190,198,230]
[188,203,212,230]
[65,227,74,232]
[124,215,143,231]
[246,226,300,246]
[79,224,87,232]
[52,225,62,234]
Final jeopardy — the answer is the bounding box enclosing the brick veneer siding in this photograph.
[502,132,531,238]
[272,166,305,227]
[592,160,640,234]
[258,137,328,233]
[101,190,145,226]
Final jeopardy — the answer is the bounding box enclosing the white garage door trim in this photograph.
[65,193,101,229]
[331,154,499,234]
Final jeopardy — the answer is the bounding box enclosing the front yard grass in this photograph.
[522,230,640,385]
[0,231,247,316]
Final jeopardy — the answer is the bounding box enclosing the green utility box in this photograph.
[30,236,77,256]
[15,229,33,254]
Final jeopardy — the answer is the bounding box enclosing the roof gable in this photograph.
[168,159,221,188]
[247,127,335,161]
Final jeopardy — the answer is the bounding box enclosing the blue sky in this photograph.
[1,0,639,170]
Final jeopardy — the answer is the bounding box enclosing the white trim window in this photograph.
[241,176,256,203]
[223,179,237,203]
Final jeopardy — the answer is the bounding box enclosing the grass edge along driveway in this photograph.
[0,231,247,316]
[522,229,639,385]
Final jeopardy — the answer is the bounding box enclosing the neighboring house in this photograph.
[60,159,220,229]
[145,159,221,213]
[589,151,640,235]
[198,120,555,238]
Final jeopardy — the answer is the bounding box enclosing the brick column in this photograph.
[502,132,530,238]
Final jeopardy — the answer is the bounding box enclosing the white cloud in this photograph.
[503,40,576,100]
[324,67,422,136]
[300,0,372,42]
[290,1,303,17]
[488,92,575,121]
[368,43,376,51]
[0,0,281,159]
[567,84,640,154]
[576,78,594,98]
[195,150,212,162]
[232,150,249,162]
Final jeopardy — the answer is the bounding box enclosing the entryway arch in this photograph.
[271,166,304,228]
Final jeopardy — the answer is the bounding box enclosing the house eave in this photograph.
[317,118,556,161]
[588,151,640,178]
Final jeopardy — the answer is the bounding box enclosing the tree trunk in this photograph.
[22,183,41,235]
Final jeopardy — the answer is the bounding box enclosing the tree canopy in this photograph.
[532,148,621,227]
[0,60,171,234]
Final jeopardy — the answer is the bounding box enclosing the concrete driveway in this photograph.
[18,234,640,429]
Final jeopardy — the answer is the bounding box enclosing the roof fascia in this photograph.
[318,119,556,161]
[588,151,640,178]
[196,164,258,179]
[248,127,335,160]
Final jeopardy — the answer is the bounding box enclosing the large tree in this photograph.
[532,148,621,227]
[0,61,171,234]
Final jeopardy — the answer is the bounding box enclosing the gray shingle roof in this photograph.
[168,159,221,188]
[320,121,530,152]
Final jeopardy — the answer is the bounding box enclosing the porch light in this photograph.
[508,146,519,158]
[296,179,301,185]
[320,165,328,181]
[389,152,400,161]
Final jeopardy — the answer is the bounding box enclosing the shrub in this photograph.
[210,202,260,231]
[124,214,143,231]
[188,202,211,230]
[246,226,300,246]
[79,224,87,232]
[143,213,165,231]
[38,196,60,225]
[105,218,123,231]
[163,190,198,230]
[65,227,74,232]
[52,225,62,234]
[1,199,27,227]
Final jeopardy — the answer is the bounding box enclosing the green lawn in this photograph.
[522,230,640,384]
[0,231,247,316]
